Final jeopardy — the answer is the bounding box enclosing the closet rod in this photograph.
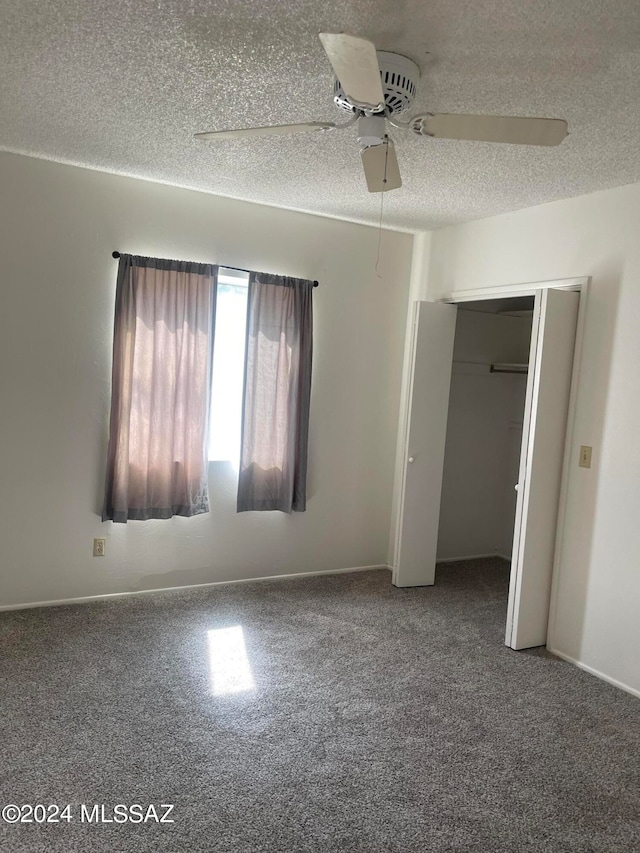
[490,363,528,374]
[453,360,529,374]
[111,251,319,286]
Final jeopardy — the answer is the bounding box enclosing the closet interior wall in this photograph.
[437,306,533,562]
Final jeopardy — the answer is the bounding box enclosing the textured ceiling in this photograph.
[1,0,640,230]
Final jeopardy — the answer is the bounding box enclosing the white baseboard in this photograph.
[436,552,509,563]
[548,647,640,700]
[0,564,392,613]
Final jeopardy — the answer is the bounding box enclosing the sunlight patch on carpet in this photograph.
[207,625,255,696]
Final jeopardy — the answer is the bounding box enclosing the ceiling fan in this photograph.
[195,33,568,193]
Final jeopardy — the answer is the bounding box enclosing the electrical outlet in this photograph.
[579,445,592,469]
[93,538,106,557]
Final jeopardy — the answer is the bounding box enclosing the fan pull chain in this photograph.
[375,137,390,277]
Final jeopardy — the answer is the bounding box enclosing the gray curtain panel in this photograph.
[103,255,217,522]
[237,272,313,513]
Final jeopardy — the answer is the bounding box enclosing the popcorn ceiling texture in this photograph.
[1,0,640,230]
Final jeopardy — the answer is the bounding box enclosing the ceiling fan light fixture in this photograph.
[357,115,386,147]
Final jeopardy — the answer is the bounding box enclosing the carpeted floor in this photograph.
[1,558,638,852]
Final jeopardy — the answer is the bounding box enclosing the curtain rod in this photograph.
[112,251,319,287]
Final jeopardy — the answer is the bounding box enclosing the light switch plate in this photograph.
[579,445,592,468]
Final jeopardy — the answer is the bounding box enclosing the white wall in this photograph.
[437,311,530,561]
[0,152,412,607]
[425,180,640,697]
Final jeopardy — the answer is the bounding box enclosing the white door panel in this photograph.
[393,301,457,587]
[506,289,579,649]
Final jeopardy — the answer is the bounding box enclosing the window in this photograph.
[208,268,249,464]
[105,254,312,520]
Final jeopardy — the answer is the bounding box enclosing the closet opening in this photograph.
[393,282,583,648]
[435,296,534,610]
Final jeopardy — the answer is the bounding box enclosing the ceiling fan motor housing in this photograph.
[333,51,420,115]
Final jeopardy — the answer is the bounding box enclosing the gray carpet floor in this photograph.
[1,558,638,852]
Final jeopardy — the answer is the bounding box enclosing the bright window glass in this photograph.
[208,269,249,463]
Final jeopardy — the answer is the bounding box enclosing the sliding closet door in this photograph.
[506,289,579,649]
[393,301,457,587]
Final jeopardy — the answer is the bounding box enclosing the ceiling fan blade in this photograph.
[361,139,402,193]
[319,33,384,110]
[195,121,336,141]
[420,114,568,146]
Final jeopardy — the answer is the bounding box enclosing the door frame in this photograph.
[440,277,589,651]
